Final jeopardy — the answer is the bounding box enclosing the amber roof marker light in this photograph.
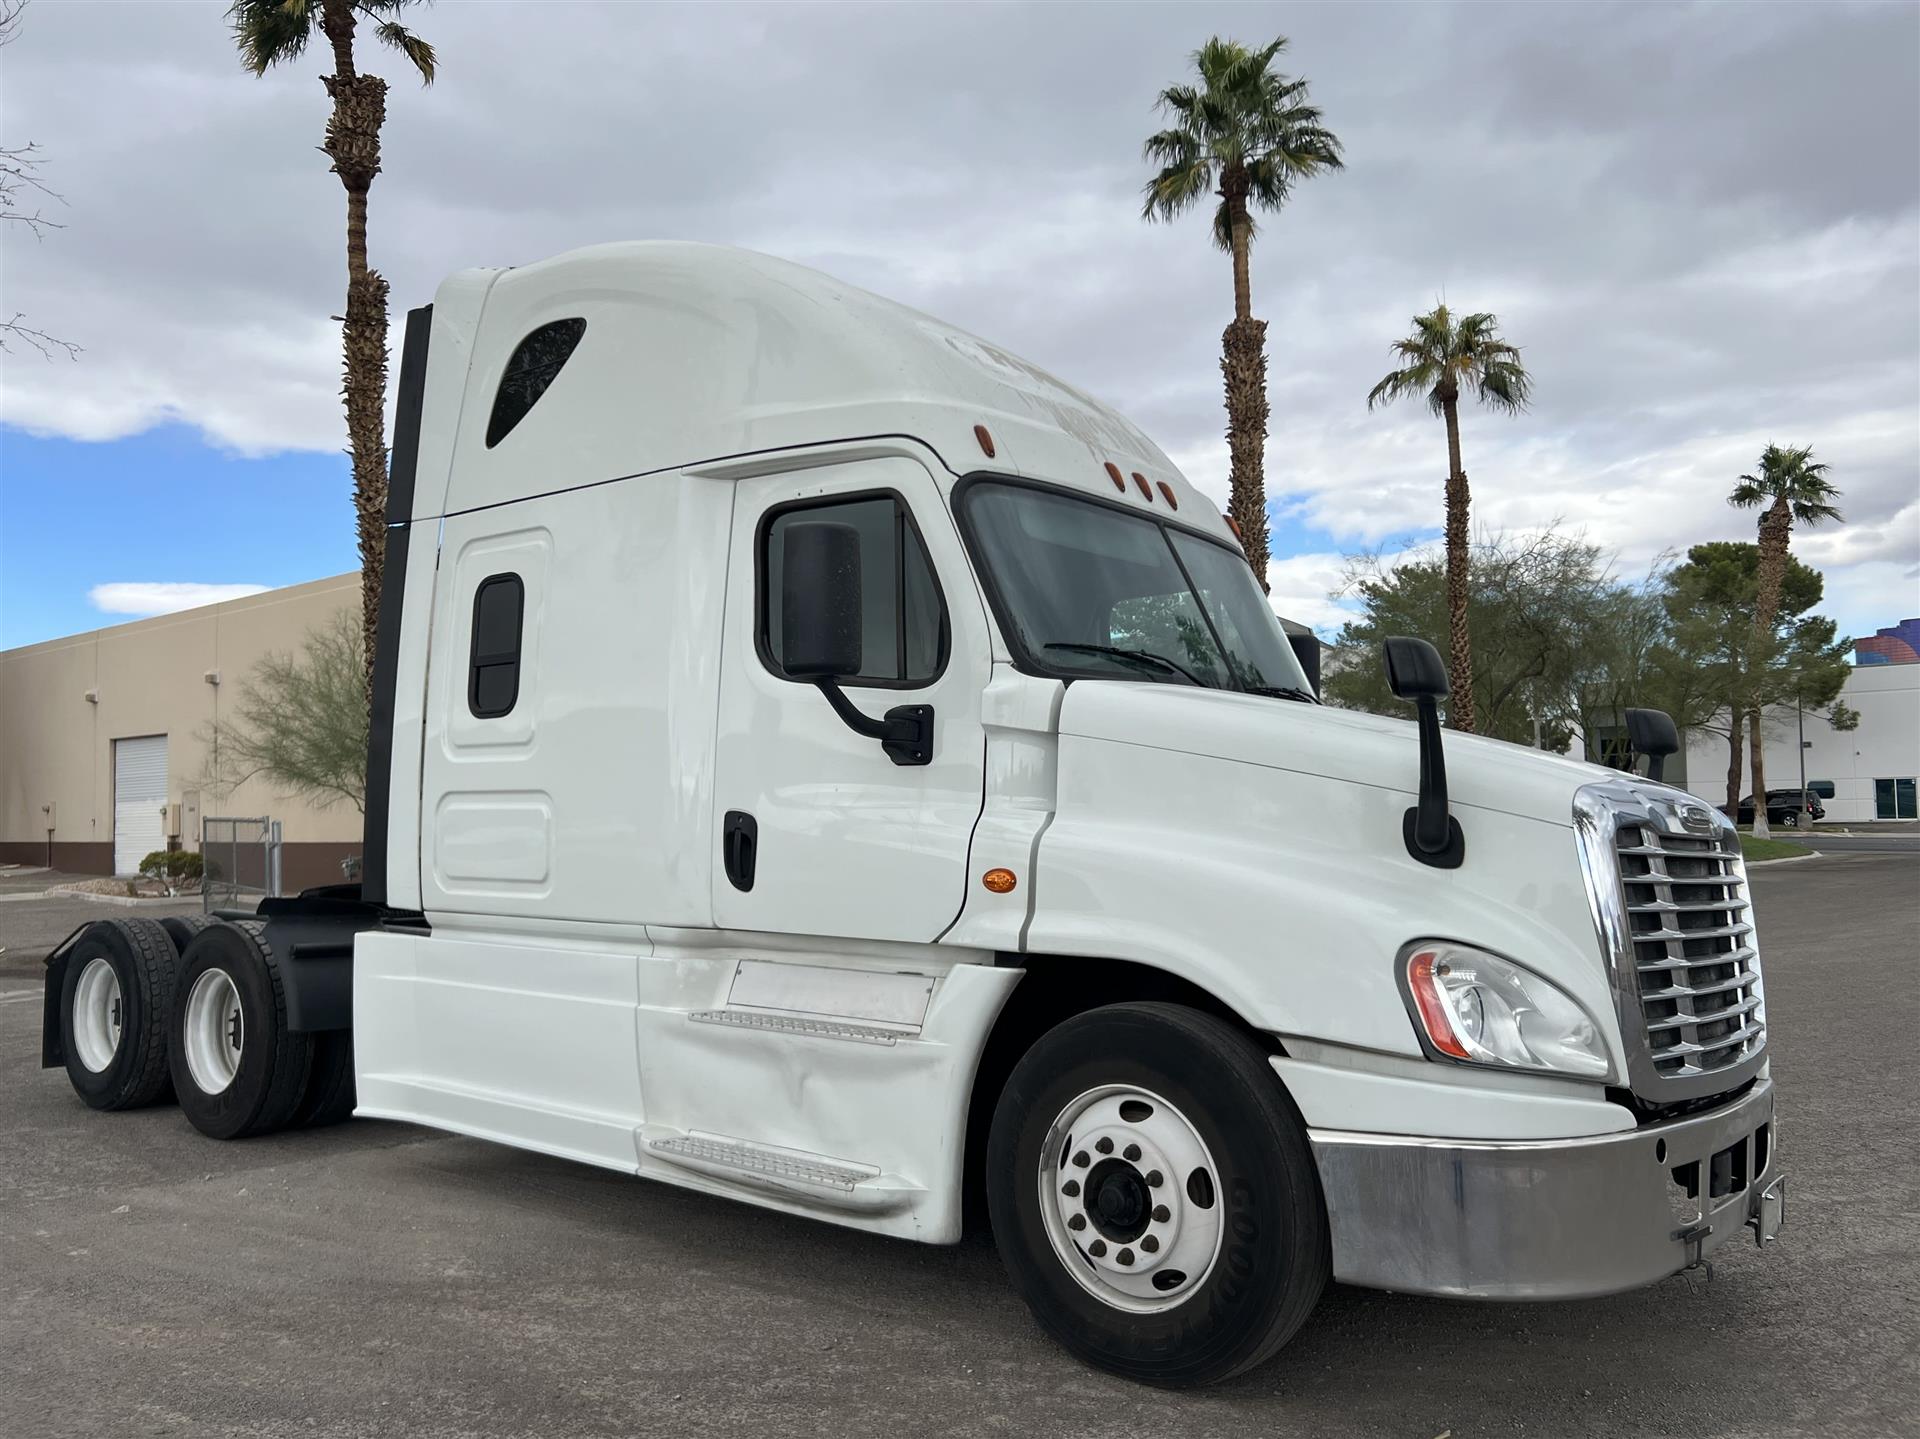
[974,424,996,458]
[982,868,1018,894]
[1157,481,1179,510]
[1104,462,1126,492]
[1132,472,1153,502]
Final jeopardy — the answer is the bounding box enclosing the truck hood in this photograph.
[1057,682,1622,829]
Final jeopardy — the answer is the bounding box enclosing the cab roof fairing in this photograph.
[411,242,1230,544]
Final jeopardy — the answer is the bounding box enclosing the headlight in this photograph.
[1399,941,1612,1080]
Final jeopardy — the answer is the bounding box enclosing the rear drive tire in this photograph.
[987,1002,1329,1388]
[57,919,179,1111]
[169,921,313,1140]
[157,913,215,956]
[292,1030,357,1129]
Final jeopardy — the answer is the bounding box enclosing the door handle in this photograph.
[723,811,757,892]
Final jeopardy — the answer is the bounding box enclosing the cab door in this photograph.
[712,455,989,942]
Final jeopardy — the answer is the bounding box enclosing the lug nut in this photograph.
[1123,1143,1141,1162]
[1152,1204,1170,1223]
[1062,1179,1080,1197]
[1146,1169,1163,1187]
[1117,1248,1134,1266]
[1072,1151,1090,1168]
[1141,1235,1160,1254]
[1095,1137,1113,1155]
[1089,1239,1107,1258]
[1068,1213,1085,1232]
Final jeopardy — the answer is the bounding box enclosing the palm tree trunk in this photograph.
[1218,181,1270,587]
[320,0,391,707]
[1746,705,1769,839]
[1440,395,1476,733]
[1745,496,1790,839]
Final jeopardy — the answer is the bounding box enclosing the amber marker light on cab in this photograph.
[974,424,995,458]
[1104,462,1126,491]
[982,868,1018,894]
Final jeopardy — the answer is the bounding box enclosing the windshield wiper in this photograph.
[1245,684,1318,704]
[1044,642,1209,687]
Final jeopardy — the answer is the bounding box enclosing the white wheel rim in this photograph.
[1038,1084,1224,1313]
[183,968,244,1095]
[71,957,123,1073]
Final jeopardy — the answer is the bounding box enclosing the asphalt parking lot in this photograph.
[3,852,1915,1439]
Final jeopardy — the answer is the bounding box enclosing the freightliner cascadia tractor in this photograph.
[43,244,1783,1386]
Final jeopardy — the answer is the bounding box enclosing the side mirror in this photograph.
[1286,629,1322,697]
[1381,636,1462,868]
[1624,707,1679,784]
[1384,635,1449,701]
[781,521,863,679]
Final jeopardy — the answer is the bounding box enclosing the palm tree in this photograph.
[228,0,435,704]
[1366,306,1532,733]
[1142,36,1342,586]
[1729,444,1842,836]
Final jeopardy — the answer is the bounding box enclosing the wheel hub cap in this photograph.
[71,957,123,1073]
[1038,1085,1223,1313]
[183,968,244,1096]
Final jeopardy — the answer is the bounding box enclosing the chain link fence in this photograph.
[201,817,282,913]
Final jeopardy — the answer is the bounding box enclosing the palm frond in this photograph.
[372,16,435,82]
[1368,304,1531,417]
[227,0,314,73]
[1728,444,1843,526]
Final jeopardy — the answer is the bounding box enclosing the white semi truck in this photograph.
[43,243,1783,1387]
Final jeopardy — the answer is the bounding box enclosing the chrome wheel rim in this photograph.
[183,968,244,1095]
[1038,1084,1223,1313]
[71,957,123,1073]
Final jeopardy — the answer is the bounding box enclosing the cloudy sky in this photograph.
[1,0,1915,648]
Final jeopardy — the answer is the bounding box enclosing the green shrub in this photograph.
[138,850,205,882]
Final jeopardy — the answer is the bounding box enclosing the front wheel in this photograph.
[986,1002,1328,1387]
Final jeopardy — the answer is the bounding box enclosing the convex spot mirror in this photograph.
[782,520,864,679]
[1383,635,1449,700]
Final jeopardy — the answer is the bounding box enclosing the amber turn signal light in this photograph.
[982,868,1017,894]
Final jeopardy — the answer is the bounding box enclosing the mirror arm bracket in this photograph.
[1404,695,1465,869]
[813,680,935,767]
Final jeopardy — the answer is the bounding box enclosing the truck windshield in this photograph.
[959,480,1315,697]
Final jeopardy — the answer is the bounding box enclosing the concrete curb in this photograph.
[40,886,202,908]
[1745,850,1823,867]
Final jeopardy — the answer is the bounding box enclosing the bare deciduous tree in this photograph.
[0,0,79,359]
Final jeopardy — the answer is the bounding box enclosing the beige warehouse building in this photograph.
[0,573,364,888]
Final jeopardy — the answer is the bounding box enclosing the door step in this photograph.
[643,1129,920,1213]
[687,1008,904,1045]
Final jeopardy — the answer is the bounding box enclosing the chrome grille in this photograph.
[1614,822,1765,1080]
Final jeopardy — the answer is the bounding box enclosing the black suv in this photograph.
[1738,789,1825,827]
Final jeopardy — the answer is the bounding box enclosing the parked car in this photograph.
[1738,789,1824,827]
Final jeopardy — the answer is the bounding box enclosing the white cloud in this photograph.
[1,0,1914,646]
[1265,551,1363,637]
[88,582,270,617]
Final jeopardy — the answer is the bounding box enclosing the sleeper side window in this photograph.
[760,494,947,687]
[469,573,525,717]
[485,318,586,447]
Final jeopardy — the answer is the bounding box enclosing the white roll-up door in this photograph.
[113,735,168,876]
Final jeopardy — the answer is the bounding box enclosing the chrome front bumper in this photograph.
[1309,1079,1782,1300]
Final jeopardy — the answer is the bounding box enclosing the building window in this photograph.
[469,573,525,717]
[1874,778,1917,820]
[759,493,947,688]
[485,318,587,447]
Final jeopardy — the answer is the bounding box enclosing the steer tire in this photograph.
[169,921,313,1141]
[292,1030,357,1129]
[57,919,179,1111]
[987,1002,1329,1388]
